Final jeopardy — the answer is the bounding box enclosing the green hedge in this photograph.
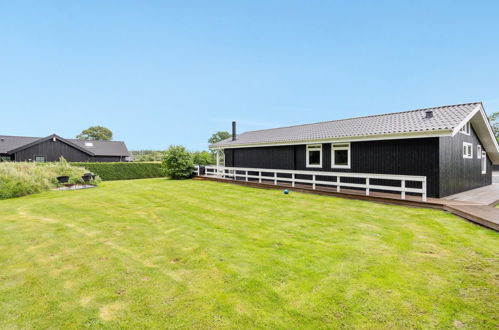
[70,162,164,181]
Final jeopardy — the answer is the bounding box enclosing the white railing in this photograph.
[193,165,200,176]
[196,165,427,202]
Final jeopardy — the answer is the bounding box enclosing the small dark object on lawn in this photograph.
[284,190,289,194]
[83,172,96,180]
[82,173,93,182]
[57,176,69,184]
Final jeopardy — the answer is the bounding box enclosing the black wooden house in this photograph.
[0,134,130,162]
[210,103,499,198]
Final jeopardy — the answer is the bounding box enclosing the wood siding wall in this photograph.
[224,146,295,170]
[11,140,127,162]
[225,137,441,197]
[439,125,492,197]
[14,139,92,162]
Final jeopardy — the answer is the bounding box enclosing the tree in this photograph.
[489,112,499,142]
[192,151,215,165]
[76,126,113,141]
[208,131,231,145]
[208,131,231,164]
[162,145,194,179]
[131,150,165,162]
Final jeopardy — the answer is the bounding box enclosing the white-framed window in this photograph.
[481,151,487,174]
[331,143,351,169]
[477,145,482,159]
[306,144,322,168]
[459,122,470,135]
[463,142,473,159]
[35,156,46,162]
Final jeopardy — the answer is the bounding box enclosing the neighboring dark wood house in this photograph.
[210,102,499,198]
[0,134,130,162]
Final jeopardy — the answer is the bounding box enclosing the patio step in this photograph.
[444,205,499,231]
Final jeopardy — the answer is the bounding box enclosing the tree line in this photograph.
[131,131,231,163]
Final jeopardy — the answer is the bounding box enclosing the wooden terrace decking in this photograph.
[444,183,499,206]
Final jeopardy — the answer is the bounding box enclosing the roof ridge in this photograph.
[68,139,125,143]
[237,102,482,135]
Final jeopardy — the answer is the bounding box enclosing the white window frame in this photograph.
[306,144,322,168]
[459,122,470,135]
[477,145,482,159]
[481,151,487,174]
[216,149,225,167]
[331,143,351,169]
[462,142,473,159]
[221,150,225,166]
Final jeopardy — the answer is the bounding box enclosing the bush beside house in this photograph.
[162,146,194,179]
[191,151,215,165]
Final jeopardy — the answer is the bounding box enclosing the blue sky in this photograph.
[1,1,498,150]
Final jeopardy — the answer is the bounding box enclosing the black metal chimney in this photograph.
[232,121,236,141]
[425,110,433,119]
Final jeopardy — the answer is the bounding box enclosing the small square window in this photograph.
[306,145,322,168]
[463,142,472,159]
[459,122,470,135]
[332,143,351,169]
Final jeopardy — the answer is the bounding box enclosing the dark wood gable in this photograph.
[13,138,93,162]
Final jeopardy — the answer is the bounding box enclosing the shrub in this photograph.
[162,146,194,179]
[70,162,164,181]
[192,151,215,165]
[0,159,93,199]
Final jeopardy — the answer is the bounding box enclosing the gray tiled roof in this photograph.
[0,135,40,154]
[69,139,129,156]
[212,103,481,147]
[0,135,129,156]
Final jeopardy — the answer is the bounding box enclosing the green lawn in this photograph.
[0,179,497,329]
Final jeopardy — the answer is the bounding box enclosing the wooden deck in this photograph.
[493,171,499,184]
[195,176,499,231]
[441,183,499,231]
[444,183,499,206]
[443,204,499,231]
